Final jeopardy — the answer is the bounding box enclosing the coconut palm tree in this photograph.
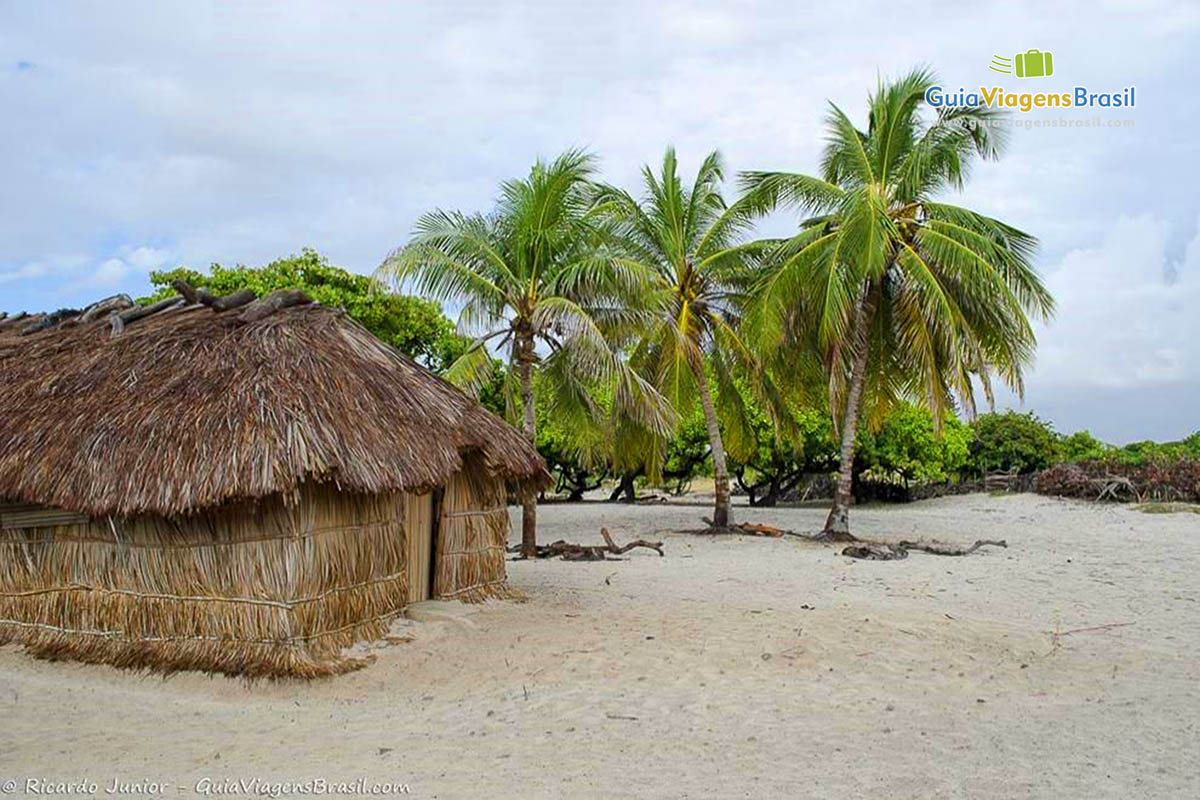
[380,149,669,557]
[742,69,1055,540]
[593,148,786,528]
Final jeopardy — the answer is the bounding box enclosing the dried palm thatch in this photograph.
[0,295,545,515]
[0,289,547,677]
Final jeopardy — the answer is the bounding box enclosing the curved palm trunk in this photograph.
[822,288,878,541]
[517,332,538,558]
[691,357,732,528]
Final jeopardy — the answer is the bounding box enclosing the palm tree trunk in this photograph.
[822,288,878,541]
[691,357,733,528]
[516,332,538,558]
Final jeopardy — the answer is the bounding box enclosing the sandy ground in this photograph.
[1,494,1197,799]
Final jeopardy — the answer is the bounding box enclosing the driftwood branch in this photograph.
[843,538,1008,560]
[841,542,908,560]
[172,281,258,312]
[1089,475,1142,503]
[509,527,664,561]
[109,297,185,336]
[1055,621,1135,637]
[733,522,789,538]
[239,289,313,322]
[171,280,199,304]
[211,289,258,312]
[600,527,664,555]
[80,294,134,323]
[897,539,1007,556]
[685,518,796,537]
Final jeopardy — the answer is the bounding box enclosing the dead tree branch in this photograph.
[239,289,313,322]
[896,539,1008,556]
[842,538,1008,560]
[509,527,664,560]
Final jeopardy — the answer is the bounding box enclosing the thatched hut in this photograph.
[0,288,545,677]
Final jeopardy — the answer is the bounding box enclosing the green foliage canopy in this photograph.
[857,403,973,484]
[1058,430,1111,463]
[143,249,468,373]
[1110,432,1200,466]
[969,411,1059,474]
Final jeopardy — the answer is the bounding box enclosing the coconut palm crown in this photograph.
[742,68,1055,539]
[379,149,670,556]
[594,147,789,528]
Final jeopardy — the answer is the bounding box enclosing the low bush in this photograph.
[1036,458,1200,503]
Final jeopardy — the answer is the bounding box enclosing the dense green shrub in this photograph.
[661,413,714,488]
[730,401,975,504]
[1111,432,1200,466]
[969,411,1059,475]
[857,404,974,485]
[537,415,606,501]
[1058,430,1111,463]
[730,401,839,506]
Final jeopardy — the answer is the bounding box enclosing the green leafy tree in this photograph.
[143,249,467,372]
[658,407,714,495]
[1058,430,1111,463]
[605,403,714,503]
[379,150,670,556]
[731,393,838,506]
[857,403,973,485]
[536,404,607,501]
[743,68,1055,539]
[970,411,1059,474]
[593,148,786,527]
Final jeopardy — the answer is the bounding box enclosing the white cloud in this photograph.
[1,246,174,297]
[0,261,49,284]
[123,245,173,271]
[94,258,130,286]
[1032,214,1200,388]
[0,254,87,285]
[79,244,175,291]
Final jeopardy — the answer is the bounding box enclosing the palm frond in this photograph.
[444,341,502,399]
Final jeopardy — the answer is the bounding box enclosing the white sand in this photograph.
[2,494,1197,798]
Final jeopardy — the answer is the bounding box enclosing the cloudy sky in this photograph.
[1,1,1197,442]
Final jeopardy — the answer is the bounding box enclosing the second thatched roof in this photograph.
[0,291,546,517]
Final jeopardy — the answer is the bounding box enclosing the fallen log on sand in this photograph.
[509,528,665,561]
[898,538,1007,556]
[842,539,1007,560]
[672,517,1006,561]
[690,518,796,537]
[734,522,788,538]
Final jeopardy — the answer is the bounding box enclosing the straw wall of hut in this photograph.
[434,458,511,602]
[0,474,513,678]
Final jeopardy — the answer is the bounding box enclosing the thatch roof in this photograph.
[0,290,546,517]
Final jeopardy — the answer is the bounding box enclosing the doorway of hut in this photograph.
[404,492,436,603]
